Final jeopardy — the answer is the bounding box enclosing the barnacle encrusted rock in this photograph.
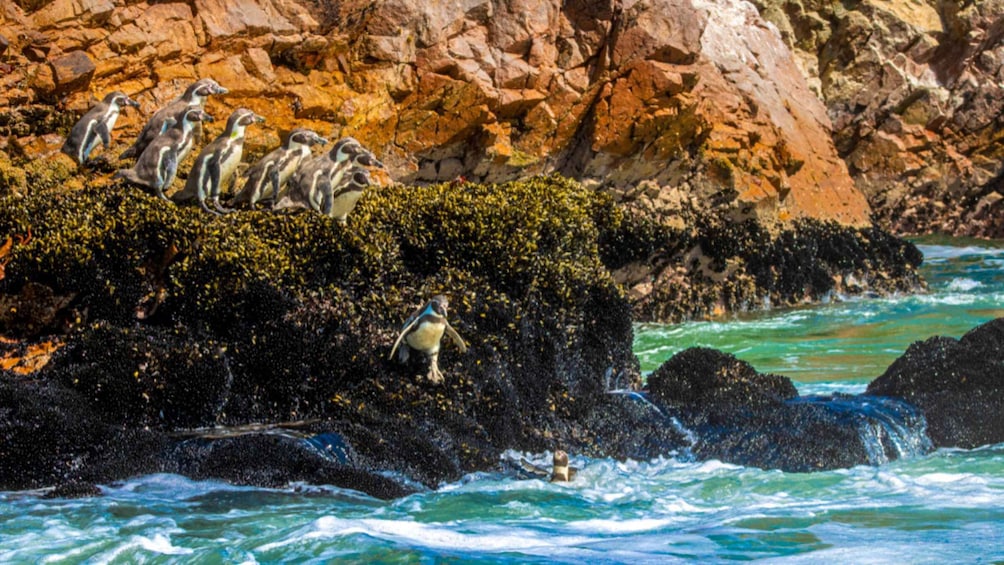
[0,175,652,494]
[867,318,1004,449]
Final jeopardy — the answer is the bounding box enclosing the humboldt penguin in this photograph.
[320,167,371,224]
[61,91,140,165]
[115,108,214,200]
[230,128,328,209]
[119,78,228,160]
[172,108,265,215]
[519,450,579,482]
[388,295,467,385]
[275,137,382,222]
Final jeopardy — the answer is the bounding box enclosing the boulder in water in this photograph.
[866,317,1004,449]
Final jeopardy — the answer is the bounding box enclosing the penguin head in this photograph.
[348,168,371,189]
[352,149,383,169]
[329,137,383,169]
[104,91,140,110]
[225,108,265,138]
[184,78,229,105]
[327,137,362,162]
[287,128,327,149]
[181,108,213,126]
[429,295,450,317]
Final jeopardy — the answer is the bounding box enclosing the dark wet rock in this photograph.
[648,347,799,413]
[0,173,927,495]
[613,215,925,323]
[866,317,1004,449]
[167,433,415,500]
[646,347,930,471]
[580,391,693,460]
[0,377,113,490]
[43,481,102,499]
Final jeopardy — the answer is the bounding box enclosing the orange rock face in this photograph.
[752,0,1004,238]
[1,0,872,226]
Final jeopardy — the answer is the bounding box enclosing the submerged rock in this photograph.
[866,317,1004,449]
[648,347,933,471]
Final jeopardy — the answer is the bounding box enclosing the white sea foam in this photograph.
[259,515,594,554]
[945,277,983,291]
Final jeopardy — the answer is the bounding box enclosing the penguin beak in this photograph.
[315,135,329,146]
[126,97,140,109]
[199,111,214,123]
[254,113,266,124]
[212,84,229,95]
[359,154,384,169]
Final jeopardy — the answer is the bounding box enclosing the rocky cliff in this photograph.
[752,0,1004,238]
[1,0,870,228]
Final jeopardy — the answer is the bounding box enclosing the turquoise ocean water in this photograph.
[2,238,1003,563]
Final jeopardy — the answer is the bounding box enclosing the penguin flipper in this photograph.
[444,321,468,354]
[388,316,423,361]
[96,122,112,150]
[319,178,334,216]
[162,150,180,197]
[269,167,281,203]
[519,458,550,479]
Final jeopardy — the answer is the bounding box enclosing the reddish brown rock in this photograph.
[752,0,1004,238]
[3,0,872,229]
[49,50,95,93]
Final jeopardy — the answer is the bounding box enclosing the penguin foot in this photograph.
[426,364,445,385]
[198,200,223,216]
[211,199,235,215]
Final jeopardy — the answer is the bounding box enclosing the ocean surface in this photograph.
[3,238,1004,563]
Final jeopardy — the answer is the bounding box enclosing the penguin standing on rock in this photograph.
[389,295,467,385]
[115,108,214,200]
[61,91,140,165]
[172,108,265,215]
[230,128,328,209]
[275,137,383,223]
[119,78,228,160]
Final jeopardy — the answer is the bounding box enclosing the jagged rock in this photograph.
[866,317,1004,449]
[751,0,1004,238]
[48,50,95,94]
[6,0,870,231]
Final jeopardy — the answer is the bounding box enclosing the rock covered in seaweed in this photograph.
[866,318,1004,449]
[647,347,932,471]
[0,175,658,495]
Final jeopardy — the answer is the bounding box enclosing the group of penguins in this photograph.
[59,79,584,476]
[60,78,384,221]
[59,78,469,385]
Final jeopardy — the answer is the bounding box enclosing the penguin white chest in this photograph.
[105,107,121,132]
[328,189,364,221]
[406,320,446,354]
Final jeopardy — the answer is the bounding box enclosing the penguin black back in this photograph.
[61,91,139,165]
[119,78,228,160]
